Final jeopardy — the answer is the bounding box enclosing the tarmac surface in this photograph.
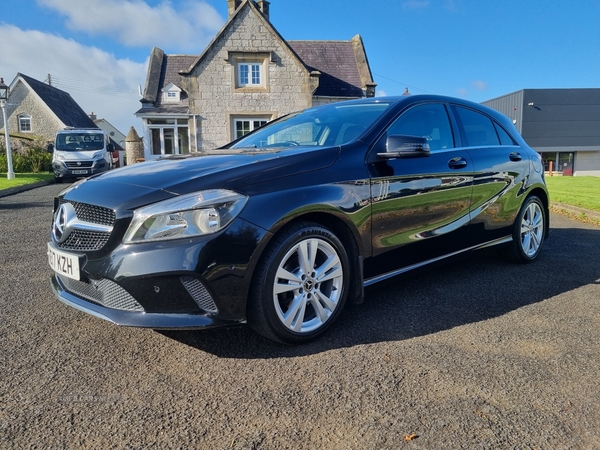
[1,183,599,449]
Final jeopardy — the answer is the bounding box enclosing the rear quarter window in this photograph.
[455,106,500,147]
[494,122,516,145]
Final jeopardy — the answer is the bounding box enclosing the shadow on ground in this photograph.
[159,224,600,359]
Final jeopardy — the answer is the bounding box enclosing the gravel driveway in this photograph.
[1,184,599,449]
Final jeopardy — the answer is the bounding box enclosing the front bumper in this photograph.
[53,159,109,179]
[48,217,269,328]
[51,274,240,329]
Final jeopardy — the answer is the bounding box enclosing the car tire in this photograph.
[54,177,62,183]
[248,222,350,344]
[504,195,546,263]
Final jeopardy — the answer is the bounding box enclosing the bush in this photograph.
[0,140,52,173]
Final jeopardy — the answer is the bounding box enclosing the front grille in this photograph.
[60,200,116,226]
[65,161,94,168]
[181,276,218,313]
[59,229,111,251]
[56,200,116,252]
[59,275,144,312]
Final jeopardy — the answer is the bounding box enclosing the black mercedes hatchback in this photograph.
[48,95,549,344]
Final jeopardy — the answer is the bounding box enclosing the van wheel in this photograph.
[248,222,349,344]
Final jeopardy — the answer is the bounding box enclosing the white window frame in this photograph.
[238,63,262,87]
[161,83,182,103]
[232,116,269,140]
[229,52,270,92]
[18,114,32,133]
[145,118,190,159]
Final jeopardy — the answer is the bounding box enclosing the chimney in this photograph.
[227,0,243,18]
[89,112,97,121]
[257,0,270,19]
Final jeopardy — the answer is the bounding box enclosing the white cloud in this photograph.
[471,80,488,91]
[0,24,147,135]
[36,0,224,52]
[376,90,388,97]
[456,87,469,97]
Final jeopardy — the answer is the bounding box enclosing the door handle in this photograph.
[509,152,522,162]
[448,157,468,169]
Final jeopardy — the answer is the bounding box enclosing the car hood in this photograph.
[61,146,340,211]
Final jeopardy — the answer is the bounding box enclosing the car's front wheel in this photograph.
[504,195,546,263]
[248,222,350,344]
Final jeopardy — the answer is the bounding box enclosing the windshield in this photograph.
[55,133,105,151]
[230,101,392,149]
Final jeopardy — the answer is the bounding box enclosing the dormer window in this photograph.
[161,83,182,103]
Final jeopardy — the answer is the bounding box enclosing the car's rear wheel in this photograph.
[504,195,546,263]
[248,222,349,344]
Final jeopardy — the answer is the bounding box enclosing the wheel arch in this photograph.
[528,185,550,239]
[246,210,366,319]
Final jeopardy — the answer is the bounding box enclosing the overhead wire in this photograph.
[47,75,140,99]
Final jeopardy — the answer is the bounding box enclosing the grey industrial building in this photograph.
[483,89,600,176]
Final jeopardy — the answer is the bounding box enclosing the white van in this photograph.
[48,128,115,183]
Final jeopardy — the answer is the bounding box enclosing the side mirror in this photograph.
[47,143,54,153]
[107,143,115,152]
[378,135,430,159]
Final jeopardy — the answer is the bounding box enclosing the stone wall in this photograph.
[3,81,63,143]
[125,127,144,165]
[188,6,313,150]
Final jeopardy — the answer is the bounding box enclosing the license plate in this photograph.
[71,170,88,175]
[48,243,81,280]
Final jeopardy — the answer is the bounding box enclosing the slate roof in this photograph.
[136,0,374,115]
[156,54,196,107]
[18,73,97,128]
[288,41,365,97]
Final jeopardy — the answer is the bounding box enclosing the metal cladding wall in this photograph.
[520,89,600,148]
[482,90,524,133]
[485,88,600,148]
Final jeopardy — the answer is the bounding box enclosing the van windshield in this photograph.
[56,133,105,151]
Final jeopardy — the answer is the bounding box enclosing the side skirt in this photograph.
[363,236,512,287]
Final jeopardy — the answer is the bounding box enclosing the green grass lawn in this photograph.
[544,176,600,212]
[0,172,54,191]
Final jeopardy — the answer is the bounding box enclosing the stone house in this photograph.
[0,73,97,148]
[135,0,376,159]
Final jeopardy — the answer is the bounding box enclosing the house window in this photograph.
[18,114,32,132]
[234,117,268,140]
[161,83,182,103]
[147,118,189,157]
[229,52,270,91]
[238,63,262,87]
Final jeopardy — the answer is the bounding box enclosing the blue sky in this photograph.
[1,0,599,135]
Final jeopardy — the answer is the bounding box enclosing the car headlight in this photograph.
[123,189,248,244]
